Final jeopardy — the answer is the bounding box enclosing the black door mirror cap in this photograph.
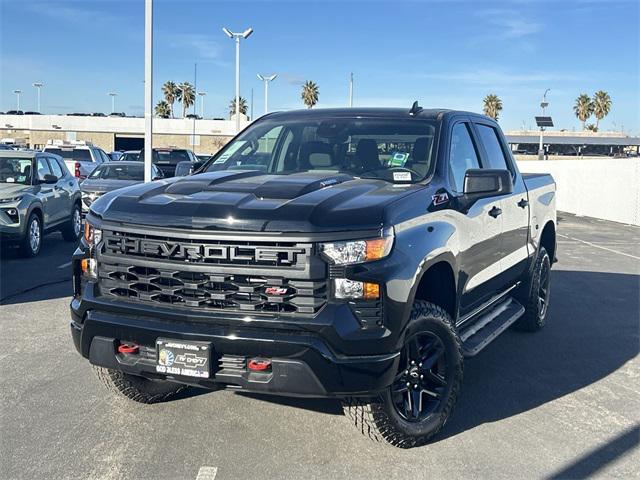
[463,169,513,197]
[41,174,59,184]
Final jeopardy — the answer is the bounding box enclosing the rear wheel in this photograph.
[61,204,82,242]
[19,213,42,257]
[342,301,463,448]
[514,247,551,332]
[94,367,186,404]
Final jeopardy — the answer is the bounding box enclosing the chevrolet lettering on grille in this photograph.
[105,237,306,266]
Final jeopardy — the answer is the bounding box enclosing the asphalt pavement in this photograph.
[0,213,638,480]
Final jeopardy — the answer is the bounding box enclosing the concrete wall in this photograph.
[517,158,640,226]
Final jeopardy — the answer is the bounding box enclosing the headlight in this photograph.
[0,195,23,204]
[83,222,102,247]
[320,233,394,265]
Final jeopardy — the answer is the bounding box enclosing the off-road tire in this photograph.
[94,366,186,404]
[342,301,463,448]
[19,212,42,257]
[61,203,82,242]
[514,247,551,332]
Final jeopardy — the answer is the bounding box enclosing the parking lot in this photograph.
[0,213,638,479]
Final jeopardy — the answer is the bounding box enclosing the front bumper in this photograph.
[0,204,26,241]
[70,289,399,397]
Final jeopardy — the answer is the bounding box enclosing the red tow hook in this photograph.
[117,343,139,354]
[247,358,271,372]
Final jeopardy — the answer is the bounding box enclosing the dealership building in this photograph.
[1,113,639,158]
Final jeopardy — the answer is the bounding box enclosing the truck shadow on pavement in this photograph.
[231,270,639,441]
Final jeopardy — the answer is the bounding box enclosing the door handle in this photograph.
[489,206,502,218]
[517,198,529,208]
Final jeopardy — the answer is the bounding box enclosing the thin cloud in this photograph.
[26,2,118,25]
[280,73,306,86]
[477,8,542,39]
[414,69,579,86]
[166,34,227,64]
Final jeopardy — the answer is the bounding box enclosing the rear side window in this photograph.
[47,157,63,177]
[476,124,509,171]
[45,148,92,162]
[449,123,480,193]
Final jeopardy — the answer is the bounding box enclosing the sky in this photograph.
[1,0,638,133]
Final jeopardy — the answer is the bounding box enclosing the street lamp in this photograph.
[222,26,253,132]
[256,74,277,115]
[13,90,22,111]
[33,83,44,113]
[108,92,118,114]
[198,91,207,118]
[535,89,553,160]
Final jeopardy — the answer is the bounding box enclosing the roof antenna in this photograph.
[409,101,423,116]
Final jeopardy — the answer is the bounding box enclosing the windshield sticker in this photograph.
[214,141,247,164]
[393,171,412,182]
[389,152,409,167]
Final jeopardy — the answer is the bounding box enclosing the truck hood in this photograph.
[90,170,424,232]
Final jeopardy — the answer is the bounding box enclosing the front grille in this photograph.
[98,261,327,314]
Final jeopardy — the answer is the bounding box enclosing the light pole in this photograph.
[257,74,277,115]
[108,92,118,114]
[143,0,153,183]
[222,27,253,132]
[349,72,353,107]
[198,91,206,118]
[13,90,22,111]
[33,83,44,113]
[539,89,550,160]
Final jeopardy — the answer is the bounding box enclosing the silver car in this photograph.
[0,151,82,257]
[80,161,162,215]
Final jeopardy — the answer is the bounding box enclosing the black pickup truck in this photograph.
[71,106,556,448]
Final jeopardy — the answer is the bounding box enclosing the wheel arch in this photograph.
[539,220,556,263]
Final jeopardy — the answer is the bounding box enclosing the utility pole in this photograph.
[143,0,153,183]
[349,72,353,107]
[13,90,21,110]
[108,92,118,114]
[538,89,551,160]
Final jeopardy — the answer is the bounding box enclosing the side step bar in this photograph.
[459,297,525,357]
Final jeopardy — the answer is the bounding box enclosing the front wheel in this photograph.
[94,367,186,404]
[19,213,42,257]
[342,301,463,448]
[61,204,82,242]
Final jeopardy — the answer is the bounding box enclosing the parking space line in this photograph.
[196,466,218,480]
[558,234,640,260]
[57,261,72,269]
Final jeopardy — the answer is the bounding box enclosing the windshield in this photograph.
[89,163,144,180]
[45,148,93,161]
[120,151,140,162]
[0,158,33,184]
[205,117,437,182]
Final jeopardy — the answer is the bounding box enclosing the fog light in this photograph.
[3,208,19,223]
[81,258,97,278]
[334,279,380,299]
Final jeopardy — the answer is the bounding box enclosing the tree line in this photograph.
[154,79,321,119]
[482,91,612,131]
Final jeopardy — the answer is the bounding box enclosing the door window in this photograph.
[449,123,480,192]
[48,157,63,178]
[36,158,52,181]
[476,124,510,171]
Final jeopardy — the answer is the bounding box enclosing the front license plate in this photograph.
[156,339,211,379]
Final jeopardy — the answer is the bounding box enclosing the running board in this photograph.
[459,297,525,357]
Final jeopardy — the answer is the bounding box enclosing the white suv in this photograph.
[43,141,110,180]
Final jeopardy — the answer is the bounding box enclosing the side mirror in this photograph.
[41,174,58,184]
[174,160,193,177]
[463,168,512,202]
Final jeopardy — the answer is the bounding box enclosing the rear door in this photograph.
[35,157,56,226]
[446,120,505,314]
[472,120,530,287]
[48,156,74,221]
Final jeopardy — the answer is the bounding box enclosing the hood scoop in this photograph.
[251,173,353,200]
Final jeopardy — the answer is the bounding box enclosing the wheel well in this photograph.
[30,206,43,222]
[540,221,556,261]
[414,261,456,318]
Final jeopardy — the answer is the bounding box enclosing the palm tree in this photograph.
[161,81,179,118]
[593,90,612,131]
[573,94,594,130]
[228,97,248,117]
[177,82,195,118]
[301,81,319,109]
[482,94,503,120]
[154,100,171,118]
